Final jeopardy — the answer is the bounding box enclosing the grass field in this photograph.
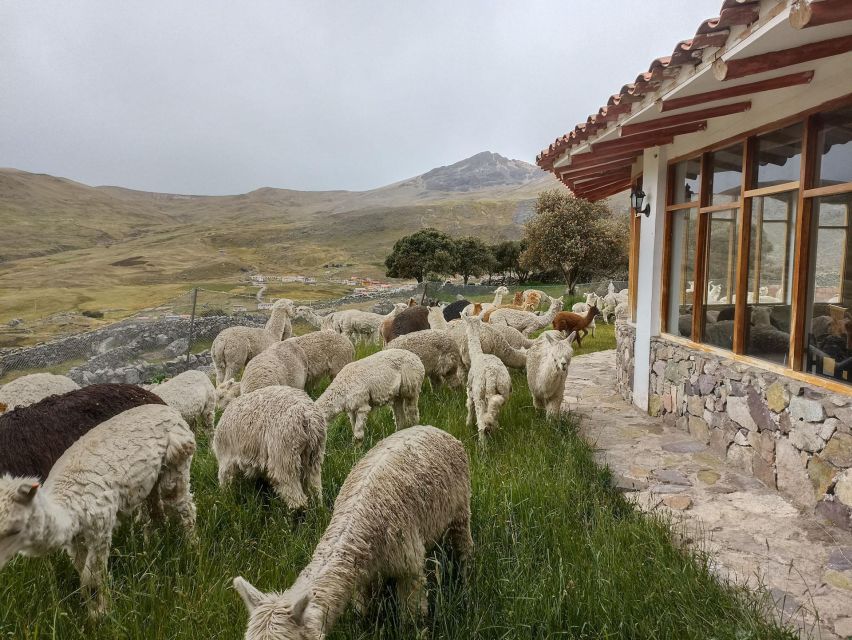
[0,336,793,640]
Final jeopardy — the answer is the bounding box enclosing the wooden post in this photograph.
[692,154,712,341]
[733,138,755,354]
[184,287,198,371]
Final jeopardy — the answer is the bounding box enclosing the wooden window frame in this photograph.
[659,95,852,394]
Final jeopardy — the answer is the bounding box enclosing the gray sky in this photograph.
[1,1,723,195]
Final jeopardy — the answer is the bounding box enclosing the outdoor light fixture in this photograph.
[630,187,651,217]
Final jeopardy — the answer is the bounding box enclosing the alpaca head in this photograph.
[0,476,40,569]
[407,297,417,307]
[393,303,408,314]
[549,296,565,313]
[427,305,446,329]
[234,577,315,640]
[216,379,241,411]
[495,286,509,296]
[544,332,574,372]
[589,303,601,317]
[272,299,295,314]
[294,306,313,320]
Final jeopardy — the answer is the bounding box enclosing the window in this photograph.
[702,209,738,350]
[804,193,852,381]
[665,207,697,337]
[745,193,797,364]
[660,102,852,390]
[752,122,803,189]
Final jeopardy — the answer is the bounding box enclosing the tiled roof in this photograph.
[536,0,760,173]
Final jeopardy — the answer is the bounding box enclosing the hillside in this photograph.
[0,152,561,329]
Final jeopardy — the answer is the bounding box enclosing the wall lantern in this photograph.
[630,186,651,217]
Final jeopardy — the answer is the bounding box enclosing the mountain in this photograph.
[0,153,560,331]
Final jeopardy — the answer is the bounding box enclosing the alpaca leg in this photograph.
[159,458,197,535]
[485,395,505,432]
[69,541,87,575]
[465,389,475,427]
[446,513,474,566]
[396,543,428,620]
[352,408,370,443]
[304,446,323,503]
[404,394,420,428]
[267,444,309,509]
[80,537,111,617]
[145,477,165,524]
[391,398,407,430]
[217,458,240,488]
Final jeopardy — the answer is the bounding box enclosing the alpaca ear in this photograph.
[13,482,39,504]
[567,331,577,344]
[233,577,265,613]
[291,593,310,624]
[545,332,557,344]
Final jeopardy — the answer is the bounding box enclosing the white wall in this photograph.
[631,147,667,410]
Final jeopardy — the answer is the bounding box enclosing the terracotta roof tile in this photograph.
[536,0,760,174]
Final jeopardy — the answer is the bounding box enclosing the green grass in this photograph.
[0,339,792,640]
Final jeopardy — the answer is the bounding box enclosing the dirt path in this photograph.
[563,350,852,640]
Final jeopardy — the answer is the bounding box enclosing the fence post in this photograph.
[184,288,198,371]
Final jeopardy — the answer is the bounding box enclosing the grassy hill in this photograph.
[0,152,561,331]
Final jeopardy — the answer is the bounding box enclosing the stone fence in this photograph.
[646,335,851,530]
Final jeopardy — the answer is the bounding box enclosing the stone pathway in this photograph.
[563,350,852,640]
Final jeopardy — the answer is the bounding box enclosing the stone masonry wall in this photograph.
[646,335,852,530]
[615,321,635,404]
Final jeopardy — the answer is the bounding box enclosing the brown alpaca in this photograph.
[552,304,599,347]
[482,302,535,322]
[511,292,523,306]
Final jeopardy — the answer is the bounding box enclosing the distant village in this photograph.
[250,273,408,295]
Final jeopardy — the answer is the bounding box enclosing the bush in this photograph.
[81,310,104,319]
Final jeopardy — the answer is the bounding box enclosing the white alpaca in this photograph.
[428,306,527,370]
[316,349,424,443]
[294,306,328,330]
[462,316,511,443]
[488,296,564,336]
[215,378,241,412]
[233,425,472,638]
[211,299,295,384]
[336,306,407,344]
[599,292,618,324]
[572,293,598,337]
[489,323,536,349]
[147,370,216,430]
[462,286,509,317]
[240,341,308,395]
[526,332,575,416]
[0,404,196,615]
[287,331,355,382]
[0,373,79,413]
[522,289,547,310]
[213,386,326,509]
[384,329,464,389]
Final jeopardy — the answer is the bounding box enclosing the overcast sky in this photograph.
[1,1,723,195]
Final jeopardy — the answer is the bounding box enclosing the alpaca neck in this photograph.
[22,493,76,556]
[535,304,558,328]
[304,310,322,328]
[265,307,290,337]
[492,291,504,306]
[466,326,484,358]
[316,387,345,419]
[292,544,362,634]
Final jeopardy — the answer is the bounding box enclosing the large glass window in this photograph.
[745,193,797,364]
[804,193,852,382]
[752,123,803,189]
[709,144,743,205]
[816,107,852,188]
[666,208,697,337]
[701,209,738,350]
[671,158,700,205]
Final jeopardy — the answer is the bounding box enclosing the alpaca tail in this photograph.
[165,419,197,465]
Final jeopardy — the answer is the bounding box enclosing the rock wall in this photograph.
[615,320,635,404]
[646,335,852,530]
[68,351,213,386]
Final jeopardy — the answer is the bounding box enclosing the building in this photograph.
[538,0,852,525]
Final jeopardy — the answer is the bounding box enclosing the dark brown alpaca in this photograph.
[552,304,600,347]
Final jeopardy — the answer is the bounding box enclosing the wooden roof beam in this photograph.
[591,121,707,153]
[660,70,814,112]
[790,0,852,29]
[713,35,852,81]
[565,149,644,170]
[579,180,632,202]
[558,159,636,181]
[620,101,750,136]
[570,168,632,188]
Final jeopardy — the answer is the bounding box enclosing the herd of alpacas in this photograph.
[0,286,605,638]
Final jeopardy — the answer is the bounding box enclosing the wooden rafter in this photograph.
[559,159,636,181]
[581,179,632,202]
[660,71,814,112]
[790,0,852,29]
[620,102,750,137]
[564,148,644,170]
[713,35,852,81]
[591,121,707,153]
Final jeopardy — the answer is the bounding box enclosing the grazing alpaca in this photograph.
[488,296,565,336]
[571,293,598,337]
[233,425,472,638]
[383,306,430,344]
[462,316,511,443]
[552,304,600,347]
[0,373,80,413]
[211,299,295,384]
[462,286,509,317]
[294,306,329,329]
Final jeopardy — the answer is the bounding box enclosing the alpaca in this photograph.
[287,331,355,382]
[214,386,326,509]
[552,304,600,347]
[488,296,565,336]
[526,332,575,416]
[316,349,425,443]
[462,286,509,317]
[385,329,464,389]
[571,293,598,337]
[442,299,471,321]
[462,316,511,443]
[0,373,79,413]
[383,306,430,344]
[0,404,196,616]
[233,425,472,638]
[240,341,308,395]
[294,306,328,329]
[522,289,547,310]
[147,370,216,431]
[0,384,165,481]
[212,299,295,384]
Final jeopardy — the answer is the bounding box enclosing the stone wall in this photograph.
[615,321,635,404]
[646,335,852,530]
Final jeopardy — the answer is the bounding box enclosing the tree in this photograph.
[385,228,456,283]
[522,190,628,294]
[453,236,495,285]
[493,239,532,283]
